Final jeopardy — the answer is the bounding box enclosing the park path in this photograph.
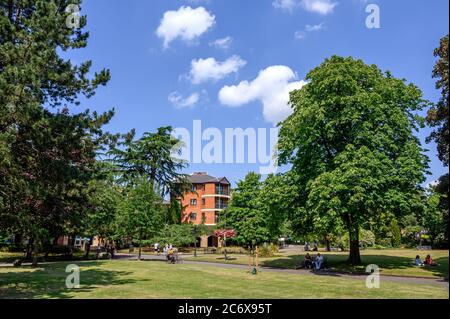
[116,253,449,288]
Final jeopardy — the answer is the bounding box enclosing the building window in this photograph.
[190,199,197,206]
[201,198,206,206]
[215,198,228,209]
[190,212,197,221]
[214,212,220,224]
[191,185,197,192]
[215,183,229,195]
[201,213,206,222]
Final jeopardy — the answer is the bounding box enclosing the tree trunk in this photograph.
[194,238,197,257]
[25,238,33,260]
[138,240,142,261]
[84,238,92,259]
[31,240,39,267]
[348,228,361,265]
[325,238,331,252]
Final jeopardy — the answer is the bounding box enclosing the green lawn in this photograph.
[0,252,22,263]
[0,260,448,299]
[185,249,449,279]
[0,251,98,264]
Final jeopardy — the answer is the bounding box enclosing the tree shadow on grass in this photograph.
[0,261,142,299]
[261,254,449,280]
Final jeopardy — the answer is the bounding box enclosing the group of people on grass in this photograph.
[301,252,438,270]
[302,253,325,270]
[415,254,438,266]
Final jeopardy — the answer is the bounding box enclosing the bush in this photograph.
[375,238,392,248]
[217,246,247,254]
[360,229,376,249]
[336,229,376,250]
[0,246,10,252]
[389,219,402,247]
[258,243,279,257]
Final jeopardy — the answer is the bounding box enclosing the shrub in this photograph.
[258,243,279,257]
[336,229,375,250]
[0,246,10,252]
[375,238,392,248]
[217,246,247,254]
[360,229,376,249]
[389,219,402,247]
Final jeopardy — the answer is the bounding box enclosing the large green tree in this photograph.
[223,172,285,248]
[109,127,190,198]
[83,163,123,258]
[427,34,449,166]
[0,0,114,265]
[278,56,429,264]
[116,178,164,260]
[426,35,449,247]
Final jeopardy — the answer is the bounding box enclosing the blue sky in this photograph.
[67,0,449,186]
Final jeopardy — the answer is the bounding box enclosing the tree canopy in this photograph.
[0,0,116,265]
[278,56,429,264]
[427,34,449,166]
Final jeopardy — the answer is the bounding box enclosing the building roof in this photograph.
[187,172,230,185]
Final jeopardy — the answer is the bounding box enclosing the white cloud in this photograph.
[425,180,439,189]
[168,91,200,108]
[209,36,233,50]
[156,6,215,48]
[273,0,337,15]
[301,0,337,15]
[218,65,307,125]
[295,22,325,39]
[305,22,325,31]
[273,0,299,12]
[188,55,247,84]
[294,31,306,39]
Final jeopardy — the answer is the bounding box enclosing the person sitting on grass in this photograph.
[415,255,424,266]
[303,253,313,269]
[424,254,437,266]
[314,253,324,270]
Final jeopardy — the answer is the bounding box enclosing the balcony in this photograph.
[215,188,230,196]
[215,204,228,210]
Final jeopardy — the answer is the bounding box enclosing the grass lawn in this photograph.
[0,252,23,263]
[185,249,449,279]
[0,251,98,264]
[0,260,448,299]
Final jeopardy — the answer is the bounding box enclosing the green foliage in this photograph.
[430,174,449,247]
[389,219,402,248]
[427,34,449,166]
[278,56,429,264]
[420,186,447,247]
[84,165,123,242]
[258,243,279,257]
[223,173,286,247]
[153,224,196,247]
[109,126,190,198]
[336,229,375,250]
[116,178,164,247]
[0,0,117,263]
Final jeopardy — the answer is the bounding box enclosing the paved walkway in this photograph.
[116,253,449,288]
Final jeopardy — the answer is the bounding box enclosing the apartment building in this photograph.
[178,172,231,247]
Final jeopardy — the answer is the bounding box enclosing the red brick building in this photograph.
[178,172,231,247]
